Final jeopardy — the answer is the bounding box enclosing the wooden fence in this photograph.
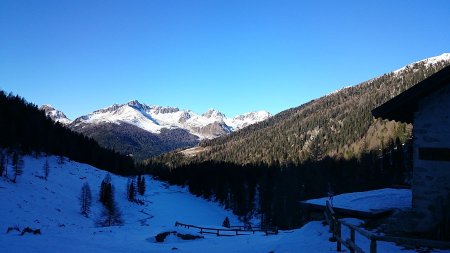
[175,221,278,236]
[324,201,450,253]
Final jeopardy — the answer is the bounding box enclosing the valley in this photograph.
[1,154,439,253]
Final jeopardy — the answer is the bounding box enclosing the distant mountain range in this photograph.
[40,101,271,160]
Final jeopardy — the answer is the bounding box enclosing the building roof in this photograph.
[372,65,450,123]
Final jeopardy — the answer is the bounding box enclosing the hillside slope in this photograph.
[160,54,450,166]
[0,154,238,252]
[0,154,435,253]
[0,92,134,174]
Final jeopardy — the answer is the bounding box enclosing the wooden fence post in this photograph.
[370,238,377,253]
[336,222,342,252]
[350,228,355,253]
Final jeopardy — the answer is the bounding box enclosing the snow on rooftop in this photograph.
[304,188,412,213]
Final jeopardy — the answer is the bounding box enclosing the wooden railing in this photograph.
[175,221,278,236]
[324,201,450,253]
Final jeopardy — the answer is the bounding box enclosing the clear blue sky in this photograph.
[1,0,449,119]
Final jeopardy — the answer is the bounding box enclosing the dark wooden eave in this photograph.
[372,65,450,123]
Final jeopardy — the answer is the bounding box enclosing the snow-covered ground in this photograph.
[1,155,448,253]
[305,188,412,212]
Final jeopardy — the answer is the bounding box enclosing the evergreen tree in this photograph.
[3,151,8,178]
[57,155,65,165]
[99,174,112,204]
[11,152,23,183]
[0,152,5,177]
[97,174,122,226]
[97,199,123,227]
[80,182,92,217]
[127,178,136,202]
[43,158,50,180]
[137,175,146,195]
[222,217,230,228]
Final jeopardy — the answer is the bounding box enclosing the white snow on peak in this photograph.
[78,102,163,133]
[73,100,271,139]
[325,86,351,97]
[393,53,450,74]
[202,109,226,120]
[40,104,72,125]
[225,111,272,131]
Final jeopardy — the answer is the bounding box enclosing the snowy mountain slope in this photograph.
[55,101,272,159]
[393,53,450,74]
[70,100,271,140]
[40,104,72,125]
[224,110,272,131]
[1,154,444,253]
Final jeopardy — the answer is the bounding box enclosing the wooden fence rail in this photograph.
[175,221,278,236]
[324,200,450,253]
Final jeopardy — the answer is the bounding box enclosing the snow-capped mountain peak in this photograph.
[68,101,271,140]
[225,110,272,130]
[202,109,226,120]
[40,104,72,125]
[126,100,146,110]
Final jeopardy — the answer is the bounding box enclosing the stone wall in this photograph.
[412,83,450,232]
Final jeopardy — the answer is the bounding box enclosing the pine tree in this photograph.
[57,155,64,165]
[127,178,136,202]
[43,158,50,180]
[97,199,123,227]
[3,152,8,178]
[80,182,92,217]
[0,152,5,177]
[11,152,23,183]
[97,174,123,226]
[222,217,230,228]
[99,174,112,204]
[137,175,146,196]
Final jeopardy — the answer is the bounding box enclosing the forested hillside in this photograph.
[152,56,450,166]
[0,91,135,175]
[70,122,199,161]
[146,55,450,229]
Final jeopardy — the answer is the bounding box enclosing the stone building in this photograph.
[372,65,450,233]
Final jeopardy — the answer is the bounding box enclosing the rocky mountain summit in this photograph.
[41,101,271,160]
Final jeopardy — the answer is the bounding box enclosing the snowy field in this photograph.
[0,155,448,253]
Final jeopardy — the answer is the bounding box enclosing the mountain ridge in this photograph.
[151,53,450,166]
[41,101,271,160]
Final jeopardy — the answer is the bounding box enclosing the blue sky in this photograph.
[1,0,449,119]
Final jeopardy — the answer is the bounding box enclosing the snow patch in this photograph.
[393,53,450,74]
